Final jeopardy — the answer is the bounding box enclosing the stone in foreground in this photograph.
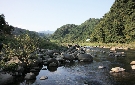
[130,61,135,65]
[40,76,48,80]
[110,67,125,73]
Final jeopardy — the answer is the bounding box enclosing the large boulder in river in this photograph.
[24,72,36,80]
[77,54,93,62]
[47,58,59,66]
[0,73,14,85]
[62,54,75,61]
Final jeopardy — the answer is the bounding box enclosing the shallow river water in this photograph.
[14,47,135,85]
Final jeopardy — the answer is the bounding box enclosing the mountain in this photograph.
[38,30,54,34]
[51,18,100,42]
[90,0,135,43]
[51,24,78,41]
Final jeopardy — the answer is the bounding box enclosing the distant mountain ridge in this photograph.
[38,30,54,34]
[12,27,50,38]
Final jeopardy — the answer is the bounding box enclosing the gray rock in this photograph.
[40,76,48,80]
[24,72,36,80]
[0,73,14,85]
[62,54,74,61]
[47,58,59,66]
[78,54,93,62]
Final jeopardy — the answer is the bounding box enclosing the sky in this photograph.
[0,0,115,32]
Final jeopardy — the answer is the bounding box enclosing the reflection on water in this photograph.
[15,47,135,85]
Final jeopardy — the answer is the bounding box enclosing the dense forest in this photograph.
[90,0,135,43]
[51,18,100,43]
[51,0,135,43]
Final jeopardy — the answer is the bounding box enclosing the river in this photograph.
[12,47,135,85]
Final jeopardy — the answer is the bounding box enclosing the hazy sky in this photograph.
[0,0,115,32]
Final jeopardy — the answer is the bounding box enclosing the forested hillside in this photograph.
[51,18,100,43]
[90,0,135,43]
[12,27,36,35]
[51,24,78,42]
[51,0,135,44]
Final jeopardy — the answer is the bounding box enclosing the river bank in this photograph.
[60,42,135,50]
[79,42,135,49]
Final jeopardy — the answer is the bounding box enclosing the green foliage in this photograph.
[0,14,60,72]
[51,18,100,43]
[1,32,58,61]
[51,24,78,40]
[91,0,135,43]
[0,14,14,35]
[0,61,18,72]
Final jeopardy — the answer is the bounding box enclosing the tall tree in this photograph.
[0,14,14,35]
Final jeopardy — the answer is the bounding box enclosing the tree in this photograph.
[0,14,14,35]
